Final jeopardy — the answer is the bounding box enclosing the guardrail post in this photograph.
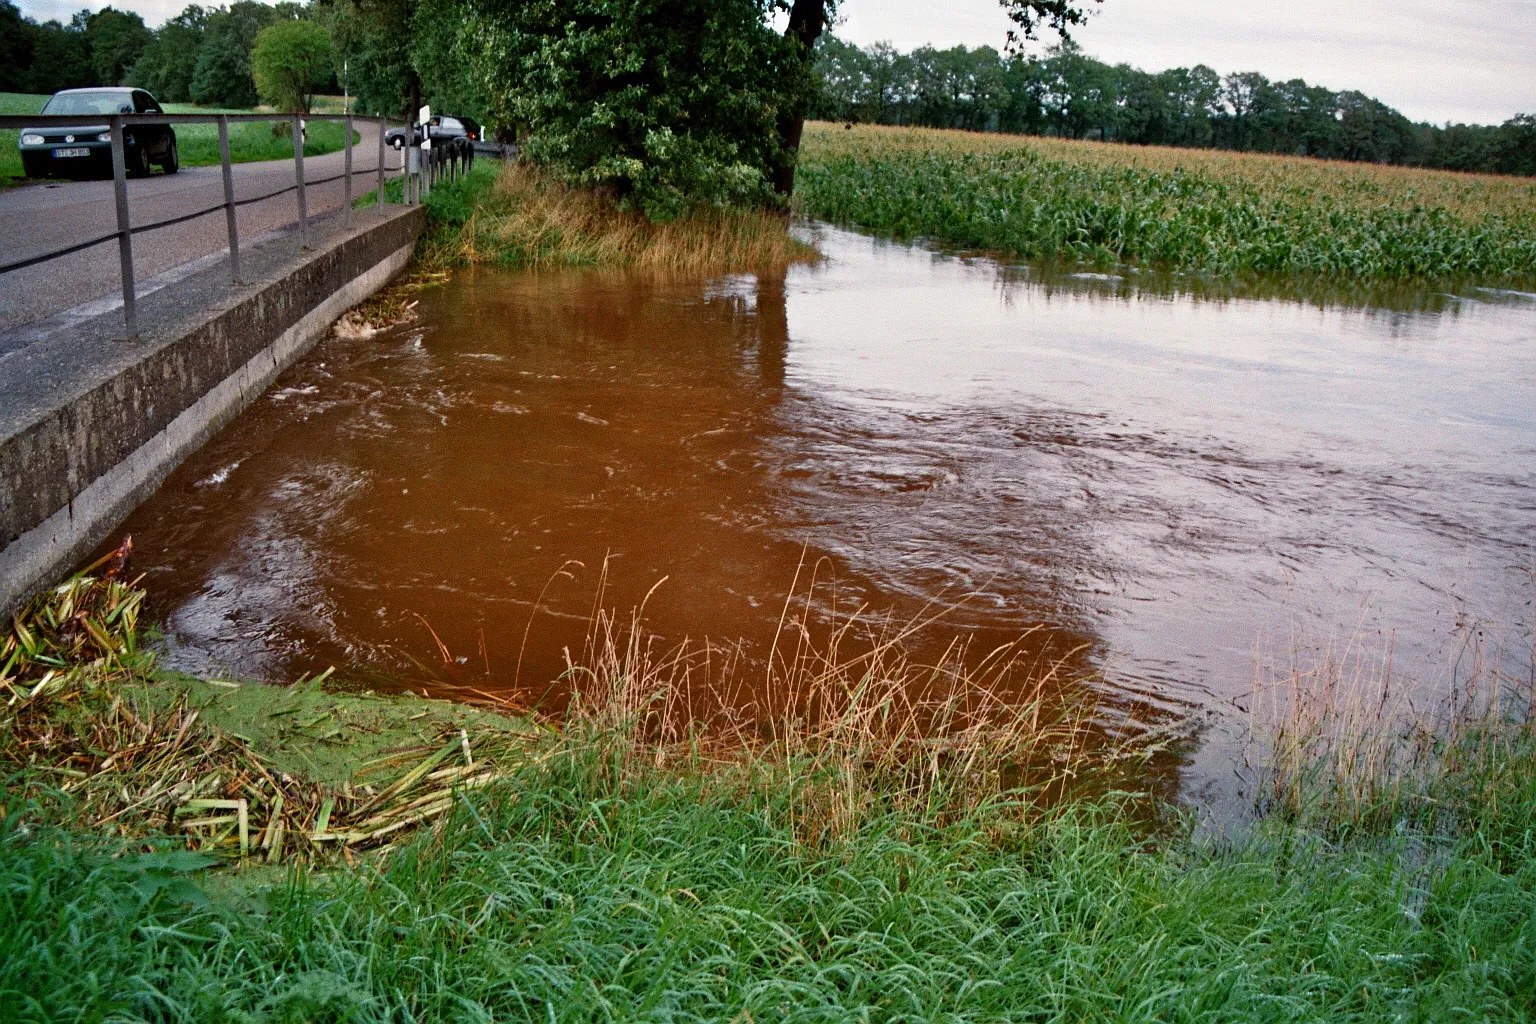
[376,118,386,215]
[292,114,308,248]
[343,114,353,228]
[405,131,415,205]
[109,115,138,341]
[218,116,241,284]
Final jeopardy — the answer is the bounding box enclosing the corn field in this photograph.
[796,123,1536,284]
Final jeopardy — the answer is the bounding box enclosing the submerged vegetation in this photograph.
[5,564,1536,1020]
[796,122,1536,285]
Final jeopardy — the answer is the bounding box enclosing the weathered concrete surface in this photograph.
[0,204,424,612]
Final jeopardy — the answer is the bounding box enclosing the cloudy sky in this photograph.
[17,0,1536,125]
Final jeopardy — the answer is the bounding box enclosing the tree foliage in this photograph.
[0,0,35,92]
[316,0,418,117]
[459,0,803,219]
[85,6,153,86]
[251,17,333,112]
[128,5,210,102]
[191,2,280,107]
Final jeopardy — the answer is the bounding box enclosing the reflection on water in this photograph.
[106,225,1536,808]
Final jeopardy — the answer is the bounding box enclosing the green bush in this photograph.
[461,0,802,220]
[251,18,333,114]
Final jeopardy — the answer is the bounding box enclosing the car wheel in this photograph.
[127,145,152,178]
[161,137,179,174]
[20,152,47,179]
[391,138,403,150]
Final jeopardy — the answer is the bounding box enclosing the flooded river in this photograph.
[107,225,1536,804]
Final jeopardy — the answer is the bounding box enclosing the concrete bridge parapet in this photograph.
[0,205,425,613]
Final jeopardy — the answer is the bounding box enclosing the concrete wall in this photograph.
[0,207,425,613]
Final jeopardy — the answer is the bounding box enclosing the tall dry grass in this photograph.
[3,552,1131,858]
[417,161,818,274]
[517,558,1140,844]
[1249,622,1536,832]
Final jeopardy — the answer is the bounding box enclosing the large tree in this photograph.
[85,6,152,86]
[190,1,278,107]
[458,0,1098,213]
[315,0,420,118]
[0,0,34,92]
[128,4,208,102]
[251,17,333,112]
[773,0,1098,194]
[25,12,95,94]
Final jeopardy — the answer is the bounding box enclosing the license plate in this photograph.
[52,147,90,158]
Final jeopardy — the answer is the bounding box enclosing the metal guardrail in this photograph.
[0,112,473,340]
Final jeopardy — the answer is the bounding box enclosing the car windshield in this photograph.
[439,118,462,131]
[42,92,134,116]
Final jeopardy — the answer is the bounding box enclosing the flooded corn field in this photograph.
[106,225,1536,803]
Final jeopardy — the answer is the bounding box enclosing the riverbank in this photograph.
[387,159,816,274]
[794,122,1536,286]
[5,569,1536,1020]
[7,151,1535,1021]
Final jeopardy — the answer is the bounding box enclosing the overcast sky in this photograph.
[17,0,1536,126]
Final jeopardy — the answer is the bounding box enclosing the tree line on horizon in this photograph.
[2,0,1531,203]
[811,36,1536,177]
[0,0,344,109]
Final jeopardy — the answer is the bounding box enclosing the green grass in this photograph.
[5,737,1536,1022]
[796,123,1536,287]
[1,92,355,189]
[3,572,1536,1021]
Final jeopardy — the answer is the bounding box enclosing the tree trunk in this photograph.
[773,0,828,200]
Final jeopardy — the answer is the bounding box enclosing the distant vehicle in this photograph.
[385,115,478,149]
[17,87,178,180]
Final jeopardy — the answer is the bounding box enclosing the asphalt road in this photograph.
[0,122,401,338]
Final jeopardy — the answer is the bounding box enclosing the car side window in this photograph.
[134,92,161,114]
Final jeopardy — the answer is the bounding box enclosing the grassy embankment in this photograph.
[0,92,355,190]
[796,122,1536,289]
[4,564,1536,1020]
[391,158,816,274]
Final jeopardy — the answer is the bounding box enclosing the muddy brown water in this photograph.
[103,225,1536,808]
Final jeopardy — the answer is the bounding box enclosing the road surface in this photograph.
[0,122,402,340]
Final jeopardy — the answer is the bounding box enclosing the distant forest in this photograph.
[812,37,1536,177]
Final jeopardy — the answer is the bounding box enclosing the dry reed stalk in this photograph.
[1249,619,1535,830]
[519,556,1144,842]
[1,568,535,866]
[4,555,1144,864]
